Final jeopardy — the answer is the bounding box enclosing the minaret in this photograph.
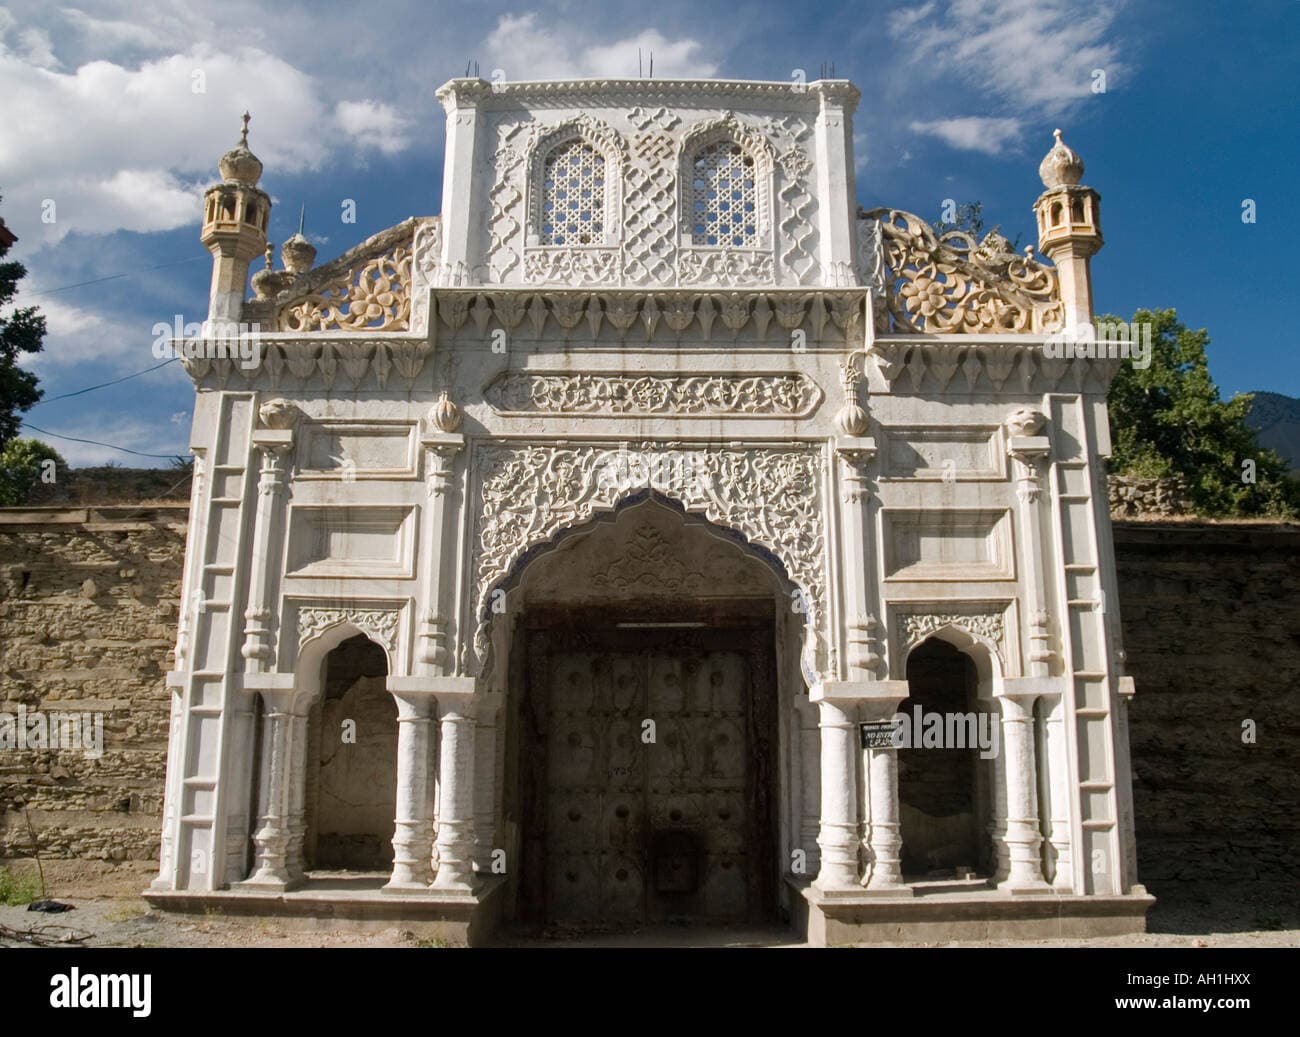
[280,205,317,276]
[1033,129,1102,330]
[201,112,270,329]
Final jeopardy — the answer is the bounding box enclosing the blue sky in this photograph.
[1,0,1296,466]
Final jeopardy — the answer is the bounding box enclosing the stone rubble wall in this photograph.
[1,506,1295,919]
[1108,474,1191,518]
[1112,520,1299,921]
[0,507,186,877]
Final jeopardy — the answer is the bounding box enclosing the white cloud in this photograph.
[910,116,1023,155]
[889,0,1124,152]
[335,99,412,156]
[20,297,163,371]
[483,13,718,81]
[0,14,418,248]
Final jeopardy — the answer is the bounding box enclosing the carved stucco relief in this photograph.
[764,115,819,285]
[486,120,537,284]
[298,606,401,657]
[899,608,1007,669]
[468,442,826,676]
[482,371,822,417]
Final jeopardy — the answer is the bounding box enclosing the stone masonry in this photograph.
[1,506,1294,923]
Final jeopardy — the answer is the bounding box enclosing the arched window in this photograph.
[690,140,758,247]
[540,138,605,246]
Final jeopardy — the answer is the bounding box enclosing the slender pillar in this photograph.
[811,697,860,892]
[863,744,906,890]
[416,424,464,674]
[432,688,478,892]
[857,683,912,894]
[472,694,503,874]
[1006,410,1053,677]
[240,686,305,890]
[384,689,437,891]
[996,691,1050,893]
[241,413,297,669]
[1044,693,1073,890]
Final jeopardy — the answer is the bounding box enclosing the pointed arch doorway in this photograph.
[499,495,797,929]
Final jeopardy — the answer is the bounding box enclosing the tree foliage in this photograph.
[1101,308,1300,519]
[0,438,66,507]
[0,194,45,450]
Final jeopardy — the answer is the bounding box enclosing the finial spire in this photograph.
[240,111,251,146]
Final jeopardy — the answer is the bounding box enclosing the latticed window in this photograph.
[691,140,758,247]
[541,139,605,246]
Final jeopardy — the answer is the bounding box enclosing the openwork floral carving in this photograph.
[281,246,413,332]
[864,209,1061,333]
[298,606,400,654]
[900,609,1006,664]
[470,443,826,672]
[483,371,822,417]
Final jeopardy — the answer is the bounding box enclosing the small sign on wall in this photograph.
[860,721,900,749]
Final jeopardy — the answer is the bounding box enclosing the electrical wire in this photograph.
[31,357,181,405]
[19,421,188,460]
[25,254,208,299]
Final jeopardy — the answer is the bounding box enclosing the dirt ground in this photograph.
[1,861,1295,948]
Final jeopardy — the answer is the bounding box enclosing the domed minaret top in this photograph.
[280,205,317,274]
[1032,127,1102,328]
[1038,128,1084,189]
[218,112,264,186]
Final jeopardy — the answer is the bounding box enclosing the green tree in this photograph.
[1101,308,1300,519]
[0,195,45,449]
[0,437,66,506]
[932,200,1023,251]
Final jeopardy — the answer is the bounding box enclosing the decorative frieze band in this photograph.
[430,287,870,344]
[482,370,823,417]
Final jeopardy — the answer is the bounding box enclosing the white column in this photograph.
[241,687,306,890]
[811,697,860,892]
[997,692,1049,893]
[416,428,464,674]
[858,683,911,894]
[384,689,437,891]
[1007,413,1054,678]
[241,425,294,669]
[472,693,503,874]
[1044,693,1073,890]
[432,687,478,892]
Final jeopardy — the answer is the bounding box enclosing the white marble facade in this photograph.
[150,77,1149,940]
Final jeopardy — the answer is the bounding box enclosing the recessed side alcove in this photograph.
[302,634,398,873]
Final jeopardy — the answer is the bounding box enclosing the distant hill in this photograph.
[1247,391,1300,472]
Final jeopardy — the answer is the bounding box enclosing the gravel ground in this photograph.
[1,894,1296,948]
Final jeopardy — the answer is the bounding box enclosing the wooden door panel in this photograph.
[523,626,774,927]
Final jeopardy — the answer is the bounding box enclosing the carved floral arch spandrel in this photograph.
[467,441,828,681]
[294,607,400,700]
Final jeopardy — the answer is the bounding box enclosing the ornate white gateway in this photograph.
[146,79,1152,943]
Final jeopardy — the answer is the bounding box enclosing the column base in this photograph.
[381,880,436,896]
[235,873,304,894]
[998,878,1053,896]
[859,880,914,898]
